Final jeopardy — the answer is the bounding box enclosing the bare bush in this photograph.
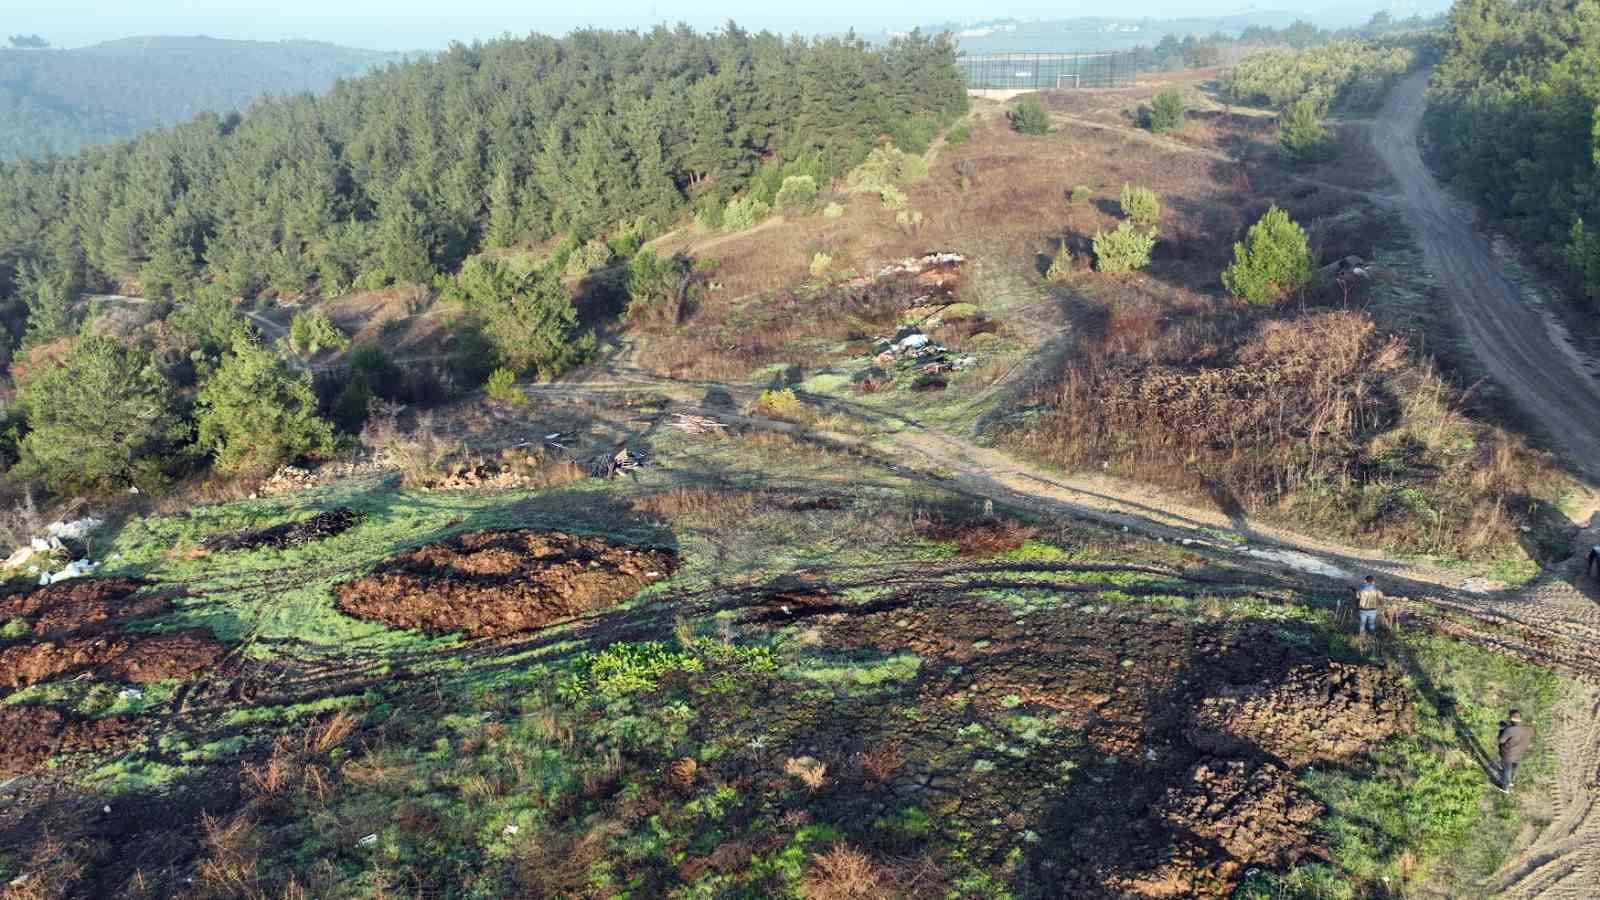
[801,844,891,900]
[784,755,829,793]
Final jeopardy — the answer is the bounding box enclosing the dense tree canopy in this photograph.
[1426,0,1600,307]
[0,24,965,341]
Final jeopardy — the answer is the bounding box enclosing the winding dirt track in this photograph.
[1374,72,1600,481]
[1368,71,1600,899]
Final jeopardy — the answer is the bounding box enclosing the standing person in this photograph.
[1587,544,1600,579]
[1355,575,1383,637]
[1497,709,1535,792]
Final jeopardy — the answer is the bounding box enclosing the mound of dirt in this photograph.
[335,529,676,638]
[1187,661,1409,767]
[0,578,160,638]
[1119,759,1322,897]
[1,630,224,690]
[201,507,361,552]
[0,705,136,777]
[0,579,225,692]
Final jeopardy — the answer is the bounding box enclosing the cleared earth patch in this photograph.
[0,705,136,777]
[0,579,225,690]
[334,529,677,638]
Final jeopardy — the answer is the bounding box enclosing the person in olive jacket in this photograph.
[1497,709,1535,792]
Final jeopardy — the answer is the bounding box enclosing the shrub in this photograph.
[1149,88,1186,132]
[330,381,372,433]
[1222,205,1314,304]
[563,238,613,277]
[822,202,846,219]
[451,257,595,379]
[1278,98,1336,163]
[1092,222,1158,273]
[348,342,402,399]
[168,288,253,380]
[774,175,819,214]
[944,122,972,149]
[1071,185,1093,204]
[196,338,337,475]
[752,388,808,422]
[20,335,189,491]
[1119,184,1161,226]
[1045,242,1076,283]
[846,146,926,208]
[484,367,525,405]
[809,253,833,279]
[890,116,939,154]
[626,249,694,328]
[1008,95,1049,134]
[895,209,923,235]
[721,196,771,232]
[287,310,349,357]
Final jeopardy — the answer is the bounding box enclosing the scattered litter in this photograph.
[896,333,930,353]
[2,546,36,570]
[953,355,977,370]
[40,559,98,585]
[1460,578,1494,595]
[102,805,111,814]
[118,688,144,701]
[503,824,520,836]
[647,571,663,578]
[47,518,103,542]
[670,413,729,435]
[591,448,648,479]
[358,834,378,847]
[545,433,562,441]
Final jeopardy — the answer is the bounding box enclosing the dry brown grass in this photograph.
[1010,305,1563,559]
[801,844,894,900]
[191,813,265,899]
[916,514,1036,557]
[360,409,462,488]
[784,755,829,794]
[852,743,906,789]
[629,487,762,525]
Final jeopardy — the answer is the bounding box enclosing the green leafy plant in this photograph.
[1119,184,1160,226]
[774,175,819,213]
[1148,88,1186,132]
[944,122,972,149]
[19,335,190,491]
[484,367,525,405]
[196,337,337,475]
[1070,185,1093,204]
[625,249,694,327]
[1045,242,1076,283]
[287,310,350,356]
[1008,95,1049,135]
[1092,222,1158,273]
[451,256,595,378]
[1278,98,1336,163]
[721,196,772,232]
[822,202,846,219]
[1222,205,1314,304]
[809,252,833,279]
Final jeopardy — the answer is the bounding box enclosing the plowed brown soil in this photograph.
[819,596,1408,897]
[0,630,225,689]
[0,579,225,692]
[0,705,136,777]
[335,530,676,638]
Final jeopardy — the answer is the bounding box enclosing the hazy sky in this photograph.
[10,1,1429,50]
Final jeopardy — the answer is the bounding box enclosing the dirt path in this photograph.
[1374,71,1600,482]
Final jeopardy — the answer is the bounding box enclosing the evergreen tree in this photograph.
[196,337,336,475]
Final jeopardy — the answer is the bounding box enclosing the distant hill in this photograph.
[0,36,408,160]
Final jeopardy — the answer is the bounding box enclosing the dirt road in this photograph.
[1373,72,1600,481]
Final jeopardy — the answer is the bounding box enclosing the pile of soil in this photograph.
[915,516,1036,557]
[1187,661,1410,766]
[202,507,362,552]
[815,596,1409,897]
[335,529,676,638]
[0,705,135,777]
[0,578,225,691]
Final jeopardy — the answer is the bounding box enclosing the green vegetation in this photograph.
[1092,222,1158,273]
[483,367,525,406]
[1008,95,1050,135]
[448,256,594,378]
[1278,98,1336,164]
[1224,39,1416,112]
[1428,0,1600,309]
[0,26,965,321]
[18,335,189,491]
[773,175,819,214]
[1147,88,1185,132]
[286,310,349,357]
[1070,184,1092,204]
[625,249,694,328]
[846,144,929,210]
[1119,184,1160,226]
[1222,206,1314,304]
[1045,242,1075,283]
[195,338,336,475]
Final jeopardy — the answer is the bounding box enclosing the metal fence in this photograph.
[958,50,1138,91]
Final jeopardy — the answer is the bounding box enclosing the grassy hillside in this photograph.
[0,37,405,160]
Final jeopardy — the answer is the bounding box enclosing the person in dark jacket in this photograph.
[1497,709,1535,791]
[1588,544,1600,579]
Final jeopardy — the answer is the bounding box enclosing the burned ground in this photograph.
[334,529,677,638]
[200,506,361,552]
